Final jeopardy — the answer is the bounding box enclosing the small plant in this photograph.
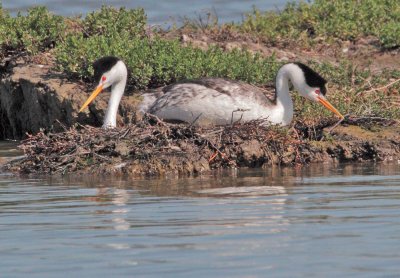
[379,21,400,49]
[0,6,66,54]
[82,6,147,38]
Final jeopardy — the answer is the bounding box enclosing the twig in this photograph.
[92,152,112,162]
[199,134,226,162]
[328,114,348,134]
[362,78,400,94]
[188,113,203,128]
[202,128,224,137]
[119,128,131,139]
[349,116,392,121]
[231,109,249,125]
[56,119,68,131]
[145,113,169,127]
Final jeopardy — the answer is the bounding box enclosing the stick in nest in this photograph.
[230,109,250,125]
[188,113,203,128]
[327,115,347,134]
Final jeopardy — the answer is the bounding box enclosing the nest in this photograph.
[6,114,314,176]
[5,113,398,176]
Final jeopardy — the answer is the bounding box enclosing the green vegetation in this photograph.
[240,0,400,48]
[0,6,66,54]
[0,3,399,124]
[56,35,280,90]
[82,6,147,39]
[55,6,281,90]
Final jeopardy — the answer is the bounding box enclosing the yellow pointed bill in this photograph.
[79,84,104,112]
[317,96,344,119]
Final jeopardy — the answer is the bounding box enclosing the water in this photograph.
[3,0,290,25]
[1,160,400,277]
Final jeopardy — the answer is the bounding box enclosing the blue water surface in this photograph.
[1,162,400,277]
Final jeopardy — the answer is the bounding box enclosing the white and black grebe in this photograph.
[79,56,344,128]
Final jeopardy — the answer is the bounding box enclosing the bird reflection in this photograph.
[111,188,130,231]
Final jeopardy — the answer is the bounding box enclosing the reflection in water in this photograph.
[1,163,400,277]
[111,188,130,231]
[89,185,131,232]
[195,185,287,196]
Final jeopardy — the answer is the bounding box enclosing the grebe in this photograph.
[79,56,344,128]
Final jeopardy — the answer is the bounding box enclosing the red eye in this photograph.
[101,76,106,82]
[315,89,320,95]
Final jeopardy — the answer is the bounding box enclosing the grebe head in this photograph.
[79,56,127,112]
[291,63,344,119]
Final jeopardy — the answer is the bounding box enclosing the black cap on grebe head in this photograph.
[79,56,127,114]
[281,62,343,119]
[93,56,120,83]
[294,62,327,95]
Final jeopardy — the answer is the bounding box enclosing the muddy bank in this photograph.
[4,115,400,177]
[0,58,139,139]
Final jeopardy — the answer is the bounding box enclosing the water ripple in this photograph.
[1,164,400,277]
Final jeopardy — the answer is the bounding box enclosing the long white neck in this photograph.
[273,63,305,125]
[103,77,126,128]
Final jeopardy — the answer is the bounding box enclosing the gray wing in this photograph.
[146,78,275,113]
[138,87,165,114]
[179,78,274,105]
